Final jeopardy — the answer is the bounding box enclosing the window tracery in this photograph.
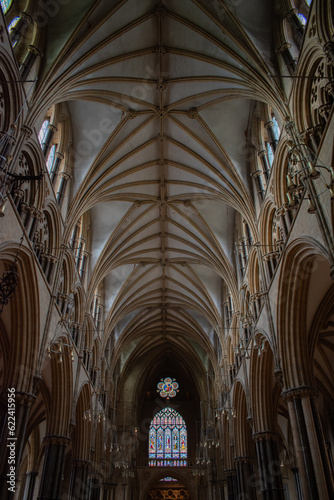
[149,408,187,466]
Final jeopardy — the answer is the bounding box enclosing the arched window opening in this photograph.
[8,17,18,31]
[297,13,307,26]
[38,120,49,146]
[7,15,22,48]
[149,407,187,466]
[272,116,280,141]
[266,142,274,167]
[46,144,56,173]
[1,0,12,14]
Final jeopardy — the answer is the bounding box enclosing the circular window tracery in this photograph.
[157,377,179,399]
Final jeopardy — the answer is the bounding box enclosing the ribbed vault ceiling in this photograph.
[31,0,285,376]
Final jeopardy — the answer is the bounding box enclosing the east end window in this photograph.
[149,407,187,466]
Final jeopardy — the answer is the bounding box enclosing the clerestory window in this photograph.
[38,120,49,146]
[0,0,12,14]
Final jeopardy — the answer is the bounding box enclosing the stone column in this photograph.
[257,150,270,181]
[0,391,35,500]
[22,471,38,500]
[101,482,116,500]
[282,387,334,500]
[37,435,70,500]
[225,470,238,500]
[20,45,41,81]
[264,121,278,152]
[291,467,303,500]
[69,460,91,500]
[41,124,57,157]
[50,152,64,183]
[89,474,102,500]
[234,457,257,500]
[251,170,265,203]
[252,432,284,500]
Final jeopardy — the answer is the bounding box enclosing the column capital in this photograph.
[281,385,319,402]
[2,391,36,407]
[43,435,71,446]
[27,44,41,57]
[71,459,91,468]
[264,120,274,129]
[224,469,237,476]
[19,11,33,24]
[21,125,33,137]
[252,431,280,442]
[233,455,254,464]
[47,123,57,133]
[88,472,103,480]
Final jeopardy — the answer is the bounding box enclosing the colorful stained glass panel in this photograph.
[148,407,187,466]
[157,377,179,399]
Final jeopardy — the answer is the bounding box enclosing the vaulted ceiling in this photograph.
[30,0,286,385]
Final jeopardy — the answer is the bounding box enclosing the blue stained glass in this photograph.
[8,16,19,31]
[165,428,171,457]
[148,407,187,466]
[1,0,12,14]
[180,428,187,456]
[297,13,307,26]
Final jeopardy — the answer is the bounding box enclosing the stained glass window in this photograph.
[149,407,187,467]
[1,0,12,14]
[157,377,179,399]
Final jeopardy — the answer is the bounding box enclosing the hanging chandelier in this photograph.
[0,263,18,314]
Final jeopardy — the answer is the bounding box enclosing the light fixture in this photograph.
[285,119,334,210]
[83,409,105,423]
[234,335,266,359]
[0,263,19,314]
[216,407,237,420]
[47,338,74,363]
[0,235,24,315]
